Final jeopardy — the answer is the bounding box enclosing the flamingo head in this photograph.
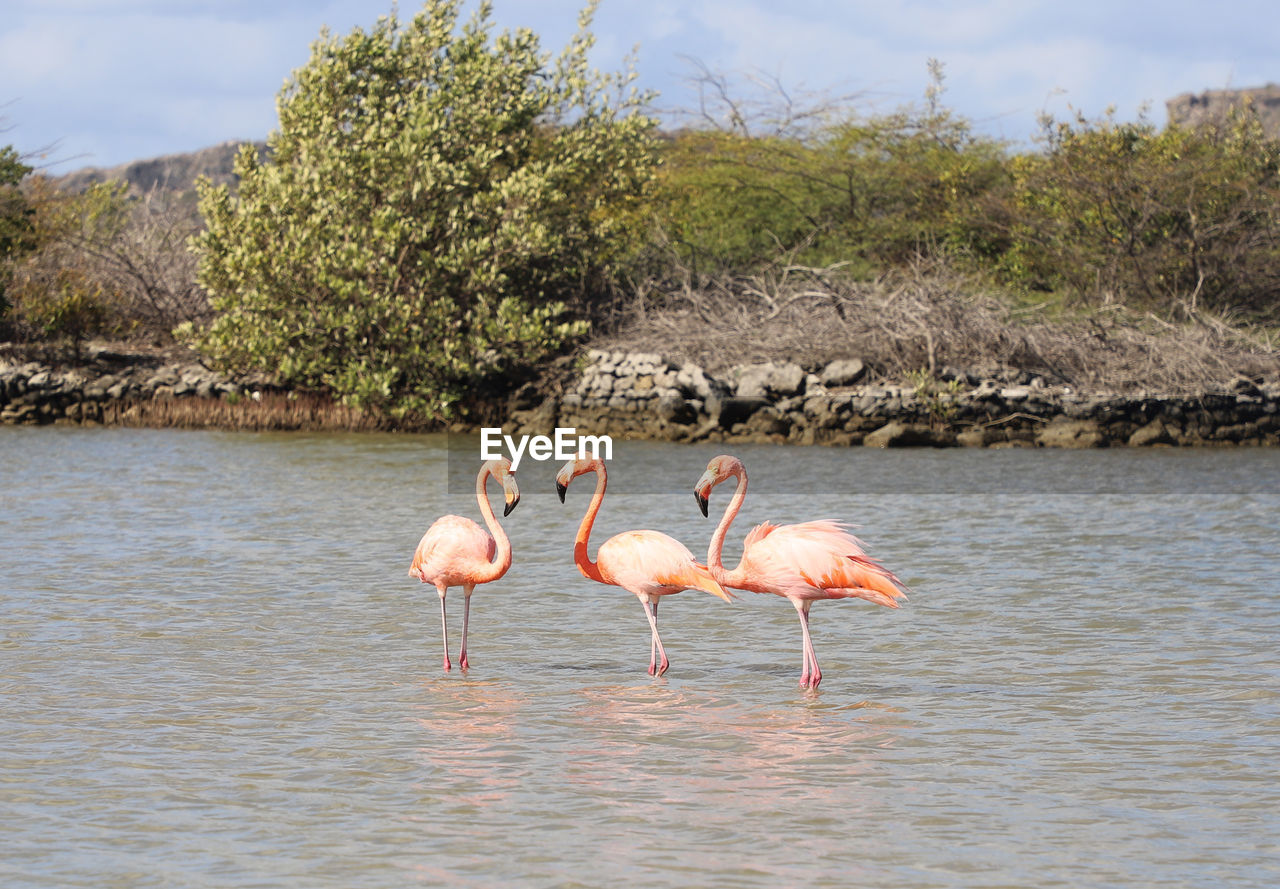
[481,457,521,516]
[694,454,744,517]
[555,455,603,503]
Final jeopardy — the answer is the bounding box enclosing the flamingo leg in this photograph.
[459,586,474,671]
[649,598,659,674]
[793,599,821,689]
[642,597,669,676]
[438,585,452,672]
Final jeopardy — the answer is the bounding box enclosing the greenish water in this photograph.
[2,427,1277,888]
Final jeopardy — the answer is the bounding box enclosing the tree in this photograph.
[187,0,657,421]
[1,144,35,327]
[1,176,128,356]
[1002,108,1280,314]
[651,60,1007,277]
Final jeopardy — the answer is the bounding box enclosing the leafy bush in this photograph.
[1,144,36,328]
[2,176,131,352]
[91,187,212,336]
[653,128,827,275]
[1000,108,1280,314]
[651,62,1008,277]
[187,0,657,421]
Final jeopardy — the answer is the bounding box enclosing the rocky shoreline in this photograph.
[1,345,240,426]
[3,345,1278,447]
[514,350,1280,448]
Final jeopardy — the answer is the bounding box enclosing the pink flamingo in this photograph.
[694,454,908,689]
[409,458,520,672]
[556,456,733,676]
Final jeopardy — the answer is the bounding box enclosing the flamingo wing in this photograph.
[409,514,497,584]
[739,520,908,606]
[597,531,733,602]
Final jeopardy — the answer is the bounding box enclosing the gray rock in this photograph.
[1128,419,1175,447]
[707,394,770,429]
[957,426,1001,447]
[820,358,865,387]
[655,395,697,425]
[1036,419,1106,448]
[675,363,716,400]
[732,362,805,398]
[864,421,954,448]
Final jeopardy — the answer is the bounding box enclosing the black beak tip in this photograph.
[504,496,519,517]
[695,491,709,517]
[555,481,567,503]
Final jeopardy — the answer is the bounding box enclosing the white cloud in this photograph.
[4,0,1277,168]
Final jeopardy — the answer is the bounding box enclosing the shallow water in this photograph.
[2,427,1278,888]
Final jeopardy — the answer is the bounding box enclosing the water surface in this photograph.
[2,428,1277,888]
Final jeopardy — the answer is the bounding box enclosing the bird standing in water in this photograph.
[409,458,520,671]
[557,455,733,676]
[694,454,907,689]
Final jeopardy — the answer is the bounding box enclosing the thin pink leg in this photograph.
[650,619,657,674]
[459,587,474,671]
[642,598,669,676]
[438,586,452,672]
[794,600,820,688]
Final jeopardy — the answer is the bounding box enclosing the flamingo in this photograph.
[555,456,733,676]
[693,454,908,689]
[408,458,520,672]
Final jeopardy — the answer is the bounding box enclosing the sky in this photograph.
[2,0,1276,173]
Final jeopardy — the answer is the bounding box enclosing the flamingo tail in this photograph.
[660,563,735,603]
[824,555,909,607]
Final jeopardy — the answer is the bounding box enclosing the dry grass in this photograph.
[100,392,392,432]
[596,259,1280,392]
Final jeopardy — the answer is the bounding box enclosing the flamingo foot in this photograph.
[459,652,470,671]
[797,671,821,690]
[443,656,452,672]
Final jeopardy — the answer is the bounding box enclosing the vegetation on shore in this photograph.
[2,0,1278,428]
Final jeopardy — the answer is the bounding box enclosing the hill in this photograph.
[1166,83,1280,136]
[54,140,266,194]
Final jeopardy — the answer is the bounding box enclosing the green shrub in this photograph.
[1001,108,1280,314]
[187,0,658,422]
[651,62,1008,276]
[653,129,825,274]
[16,268,109,353]
[1,145,36,327]
[2,175,131,351]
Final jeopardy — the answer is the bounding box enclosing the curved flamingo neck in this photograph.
[709,461,748,584]
[474,465,512,584]
[573,461,607,584]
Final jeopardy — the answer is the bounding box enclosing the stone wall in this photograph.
[512,350,1280,448]
[4,345,1278,447]
[0,346,243,426]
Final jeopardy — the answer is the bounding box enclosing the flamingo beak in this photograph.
[694,469,716,516]
[555,480,568,503]
[502,474,521,517]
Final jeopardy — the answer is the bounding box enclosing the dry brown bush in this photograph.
[101,392,390,432]
[91,188,211,335]
[596,258,1279,392]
